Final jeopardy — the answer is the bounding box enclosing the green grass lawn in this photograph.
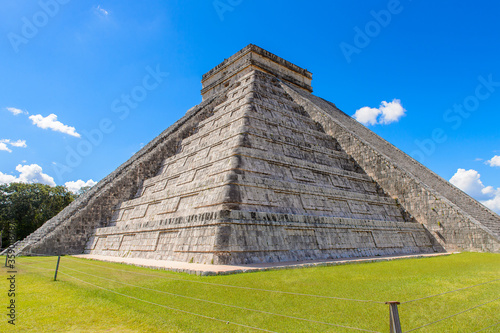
[1,252,498,332]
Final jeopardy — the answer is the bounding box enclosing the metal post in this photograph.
[54,255,61,281]
[385,301,402,333]
[4,253,7,267]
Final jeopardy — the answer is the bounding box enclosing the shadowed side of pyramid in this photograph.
[13,44,499,262]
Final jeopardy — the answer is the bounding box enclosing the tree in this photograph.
[0,183,76,248]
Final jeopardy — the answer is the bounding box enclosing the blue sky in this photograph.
[0,0,499,212]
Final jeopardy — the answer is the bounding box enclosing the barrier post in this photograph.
[385,301,402,333]
[54,255,61,281]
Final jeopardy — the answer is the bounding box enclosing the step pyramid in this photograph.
[16,45,499,263]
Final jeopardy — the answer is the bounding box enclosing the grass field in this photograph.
[1,252,499,332]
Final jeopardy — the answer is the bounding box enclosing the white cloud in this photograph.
[0,139,27,152]
[449,168,491,198]
[29,114,80,137]
[379,100,406,124]
[353,99,406,126]
[486,155,500,167]
[6,107,27,116]
[4,139,27,148]
[482,190,500,213]
[95,5,109,16]
[0,142,12,153]
[65,179,97,194]
[0,172,17,184]
[0,164,56,186]
[352,106,380,126]
[449,168,500,214]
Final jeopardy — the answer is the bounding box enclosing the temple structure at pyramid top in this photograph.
[13,44,500,264]
[201,44,313,100]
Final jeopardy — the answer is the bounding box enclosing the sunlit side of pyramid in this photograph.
[16,45,499,264]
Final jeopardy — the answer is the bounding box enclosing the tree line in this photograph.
[0,183,84,248]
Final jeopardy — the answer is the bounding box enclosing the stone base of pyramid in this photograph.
[73,252,453,276]
[85,210,441,265]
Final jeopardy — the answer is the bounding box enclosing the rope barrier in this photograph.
[63,256,385,304]
[18,256,56,260]
[472,320,500,333]
[19,264,54,271]
[2,252,58,257]
[20,261,55,266]
[22,253,59,257]
[401,279,500,304]
[58,270,279,333]
[17,255,499,332]
[404,297,500,332]
[62,265,381,333]
[17,257,59,264]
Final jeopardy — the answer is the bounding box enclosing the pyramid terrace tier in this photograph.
[86,210,438,264]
